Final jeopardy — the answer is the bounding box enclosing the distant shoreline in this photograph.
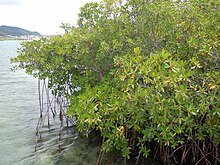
[0,36,43,41]
[0,37,24,41]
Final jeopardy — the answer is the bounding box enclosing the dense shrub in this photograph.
[12,0,220,164]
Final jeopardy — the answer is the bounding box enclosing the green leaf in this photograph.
[134,47,140,55]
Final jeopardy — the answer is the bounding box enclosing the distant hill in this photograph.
[0,25,41,37]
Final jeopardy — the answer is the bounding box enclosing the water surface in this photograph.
[0,40,40,164]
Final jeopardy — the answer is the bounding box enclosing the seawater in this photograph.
[0,40,39,164]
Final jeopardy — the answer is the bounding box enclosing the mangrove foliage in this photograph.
[11,0,220,164]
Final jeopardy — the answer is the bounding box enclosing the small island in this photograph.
[0,25,41,40]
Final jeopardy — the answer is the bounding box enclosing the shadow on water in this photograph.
[49,129,163,165]
[33,115,162,165]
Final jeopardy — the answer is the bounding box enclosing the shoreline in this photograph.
[0,37,25,41]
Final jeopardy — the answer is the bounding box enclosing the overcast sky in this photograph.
[0,0,102,35]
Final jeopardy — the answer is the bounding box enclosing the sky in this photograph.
[0,0,102,35]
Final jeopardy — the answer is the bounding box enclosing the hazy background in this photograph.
[0,0,101,35]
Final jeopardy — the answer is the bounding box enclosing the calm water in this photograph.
[0,40,100,165]
[0,40,39,164]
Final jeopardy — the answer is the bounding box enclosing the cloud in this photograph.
[0,0,21,5]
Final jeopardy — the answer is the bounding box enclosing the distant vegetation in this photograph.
[0,25,41,37]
